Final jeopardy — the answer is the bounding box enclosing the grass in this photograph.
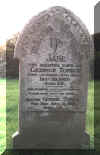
[0,79,6,154]
[86,81,94,149]
[0,79,96,153]
[6,79,19,149]
[94,81,100,150]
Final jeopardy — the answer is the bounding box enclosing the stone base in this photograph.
[12,130,90,149]
[12,112,90,149]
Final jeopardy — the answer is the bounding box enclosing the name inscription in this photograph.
[23,53,81,112]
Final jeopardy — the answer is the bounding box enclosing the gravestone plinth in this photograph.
[12,6,93,149]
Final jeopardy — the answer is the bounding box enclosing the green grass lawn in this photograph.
[86,81,94,149]
[0,79,96,153]
[94,81,100,151]
[6,79,19,149]
[0,79,6,154]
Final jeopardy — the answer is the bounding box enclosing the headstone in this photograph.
[94,2,100,34]
[12,6,93,149]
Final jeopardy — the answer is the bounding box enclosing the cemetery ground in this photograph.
[0,79,6,154]
[1,78,100,153]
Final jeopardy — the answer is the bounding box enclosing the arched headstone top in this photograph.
[14,6,92,60]
[95,1,100,9]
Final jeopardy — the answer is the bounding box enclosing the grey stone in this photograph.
[12,6,93,149]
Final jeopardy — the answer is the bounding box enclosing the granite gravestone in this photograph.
[12,6,93,149]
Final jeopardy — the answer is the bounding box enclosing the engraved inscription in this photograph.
[50,37,63,53]
[23,52,81,112]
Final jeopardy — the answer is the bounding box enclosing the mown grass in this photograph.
[0,79,6,154]
[6,79,19,149]
[86,81,94,149]
[0,79,96,153]
[94,81,100,151]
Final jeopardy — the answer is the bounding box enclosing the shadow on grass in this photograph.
[94,80,100,151]
[1,149,96,155]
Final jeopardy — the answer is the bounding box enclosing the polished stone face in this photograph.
[13,6,93,149]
